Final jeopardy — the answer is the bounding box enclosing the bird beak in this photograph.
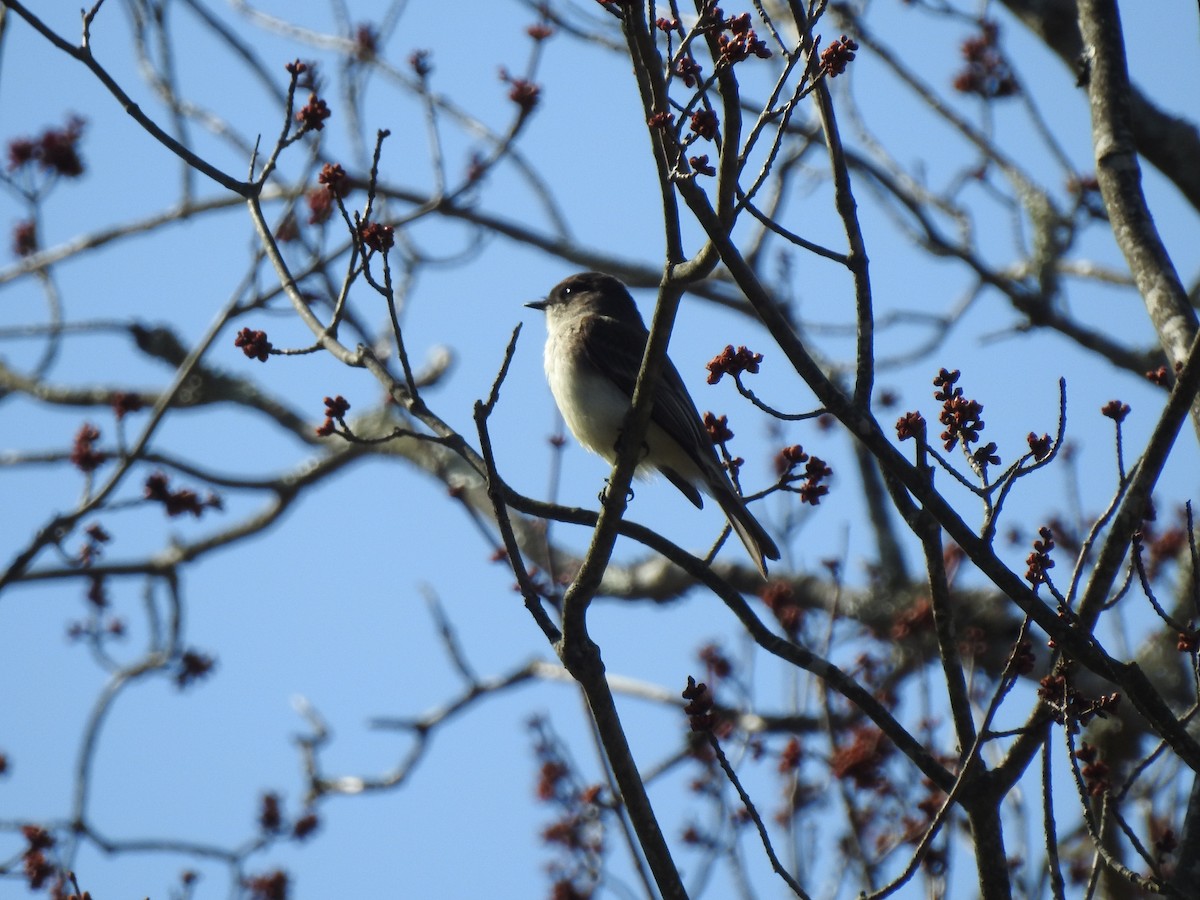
[525,298,549,311]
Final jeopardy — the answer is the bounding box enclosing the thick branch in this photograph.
[1000,0,1200,214]
[1076,0,1200,438]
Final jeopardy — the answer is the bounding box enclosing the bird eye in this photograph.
[562,287,573,297]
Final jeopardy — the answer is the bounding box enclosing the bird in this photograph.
[526,271,780,577]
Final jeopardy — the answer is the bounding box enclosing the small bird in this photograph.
[527,272,780,577]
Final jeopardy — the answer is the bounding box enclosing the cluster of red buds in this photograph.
[258,791,320,841]
[1037,672,1120,727]
[78,524,111,569]
[175,648,216,688]
[952,21,1017,98]
[1101,399,1130,422]
[934,368,984,451]
[774,444,831,505]
[682,676,716,732]
[1027,431,1051,460]
[895,410,926,442]
[354,24,378,60]
[12,220,37,257]
[245,869,288,900]
[70,423,106,473]
[675,55,703,87]
[829,725,891,788]
[7,116,87,178]
[1024,525,1055,587]
[499,68,541,114]
[304,162,352,225]
[409,49,432,78]
[717,12,773,64]
[760,579,803,635]
[318,162,350,198]
[110,391,144,421]
[234,328,273,362]
[1073,741,1111,796]
[296,94,331,132]
[703,411,735,445]
[689,108,719,141]
[358,219,394,253]
[528,715,604,900]
[19,825,57,891]
[316,395,351,437]
[820,35,859,78]
[144,471,222,518]
[706,344,763,384]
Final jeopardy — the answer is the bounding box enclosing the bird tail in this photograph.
[713,487,780,579]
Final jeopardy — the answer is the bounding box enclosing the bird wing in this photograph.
[579,310,780,573]
[578,313,720,503]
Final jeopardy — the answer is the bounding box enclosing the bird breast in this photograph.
[544,321,630,464]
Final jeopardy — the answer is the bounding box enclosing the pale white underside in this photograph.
[543,318,708,493]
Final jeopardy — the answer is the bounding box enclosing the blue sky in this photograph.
[1,1,1198,897]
